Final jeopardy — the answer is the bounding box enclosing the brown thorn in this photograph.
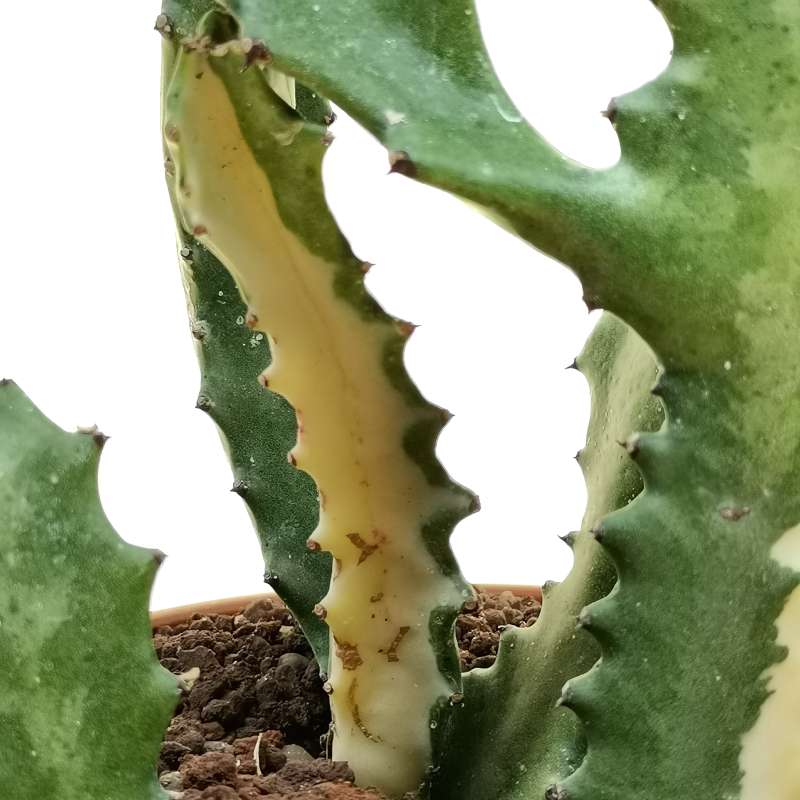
[388,150,417,177]
[77,424,109,449]
[231,480,248,496]
[154,13,174,37]
[601,98,619,124]
[243,41,272,69]
[396,320,417,338]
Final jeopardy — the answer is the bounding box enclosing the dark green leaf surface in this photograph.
[176,232,332,667]
[0,382,176,799]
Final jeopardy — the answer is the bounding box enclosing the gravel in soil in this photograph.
[154,590,540,799]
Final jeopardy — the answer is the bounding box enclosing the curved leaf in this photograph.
[0,381,176,799]
[429,314,662,799]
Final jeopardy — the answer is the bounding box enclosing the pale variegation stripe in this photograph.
[739,523,800,800]
[164,49,462,797]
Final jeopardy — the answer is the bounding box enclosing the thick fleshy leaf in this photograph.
[160,7,477,794]
[162,3,332,668]
[0,381,176,799]
[174,233,332,666]
[429,314,662,799]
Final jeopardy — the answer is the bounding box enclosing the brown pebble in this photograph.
[200,786,238,800]
[469,632,495,656]
[261,780,388,799]
[482,609,506,629]
[503,607,524,626]
[242,598,275,623]
[180,752,238,789]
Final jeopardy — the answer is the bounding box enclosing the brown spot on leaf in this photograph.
[720,506,751,521]
[385,626,410,663]
[335,638,363,671]
[346,533,380,564]
[348,679,382,743]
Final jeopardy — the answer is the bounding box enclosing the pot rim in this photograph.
[150,583,542,628]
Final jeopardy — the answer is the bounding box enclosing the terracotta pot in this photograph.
[150,584,542,629]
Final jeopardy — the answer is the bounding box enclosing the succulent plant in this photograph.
[2,2,798,799]
[0,381,176,798]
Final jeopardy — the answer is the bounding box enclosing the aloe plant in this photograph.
[2,1,798,799]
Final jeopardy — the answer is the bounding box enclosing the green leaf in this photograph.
[176,231,332,667]
[0,381,176,799]
[560,370,800,800]
[160,7,478,792]
[429,314,662,799]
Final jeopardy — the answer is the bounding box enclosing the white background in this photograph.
[0,2,671,609]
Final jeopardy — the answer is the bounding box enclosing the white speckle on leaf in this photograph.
[384,109,406,125]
